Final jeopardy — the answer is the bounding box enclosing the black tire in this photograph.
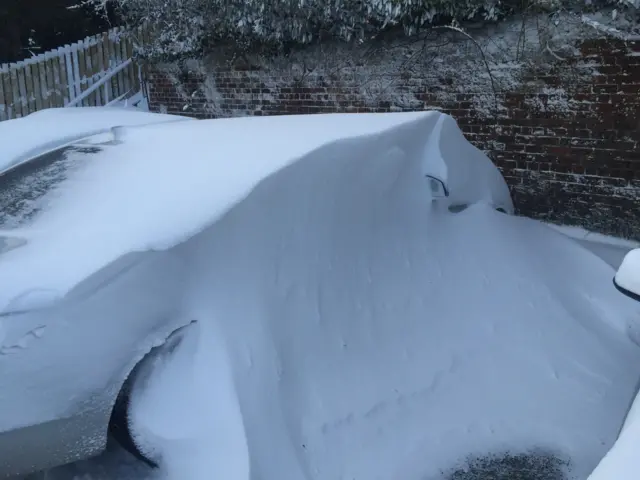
[108,322,196,468]
[108,353,159,468]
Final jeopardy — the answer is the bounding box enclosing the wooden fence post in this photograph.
[0,65,8,121]
[0,26,144,121]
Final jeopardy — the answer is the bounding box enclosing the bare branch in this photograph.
[545,42,565,60]
[429,25,500,117]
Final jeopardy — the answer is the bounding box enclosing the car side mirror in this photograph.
[426,174,449,198]
[422,114,449,200]
[614,248,640,302]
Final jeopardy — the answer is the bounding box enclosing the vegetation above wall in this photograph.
[0,0,115,63]
[82,0,638,60]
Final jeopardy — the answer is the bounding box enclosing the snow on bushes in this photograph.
[82,0,638,60]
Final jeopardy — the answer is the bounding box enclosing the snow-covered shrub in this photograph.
[82,0,638,60]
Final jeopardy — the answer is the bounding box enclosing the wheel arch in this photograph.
[105,320,198,467]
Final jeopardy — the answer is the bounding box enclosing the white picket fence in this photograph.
[0,26,147,121]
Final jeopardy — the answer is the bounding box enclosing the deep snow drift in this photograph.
[134,121,640,479]
[130,320,248,480]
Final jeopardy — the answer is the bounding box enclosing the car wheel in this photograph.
[108,322,195,468]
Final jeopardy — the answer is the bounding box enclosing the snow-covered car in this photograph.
[0,110,510,476]
[1,110,639,479]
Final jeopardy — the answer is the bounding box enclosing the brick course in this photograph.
[146,37,640,240]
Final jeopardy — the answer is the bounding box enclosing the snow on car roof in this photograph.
[0,107,192,174]
[0,111,443,312]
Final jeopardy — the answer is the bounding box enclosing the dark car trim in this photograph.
[614,278,640,303]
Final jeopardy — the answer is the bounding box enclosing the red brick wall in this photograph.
[146,38,640,240]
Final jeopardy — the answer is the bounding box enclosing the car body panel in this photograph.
[0,249,191,477]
